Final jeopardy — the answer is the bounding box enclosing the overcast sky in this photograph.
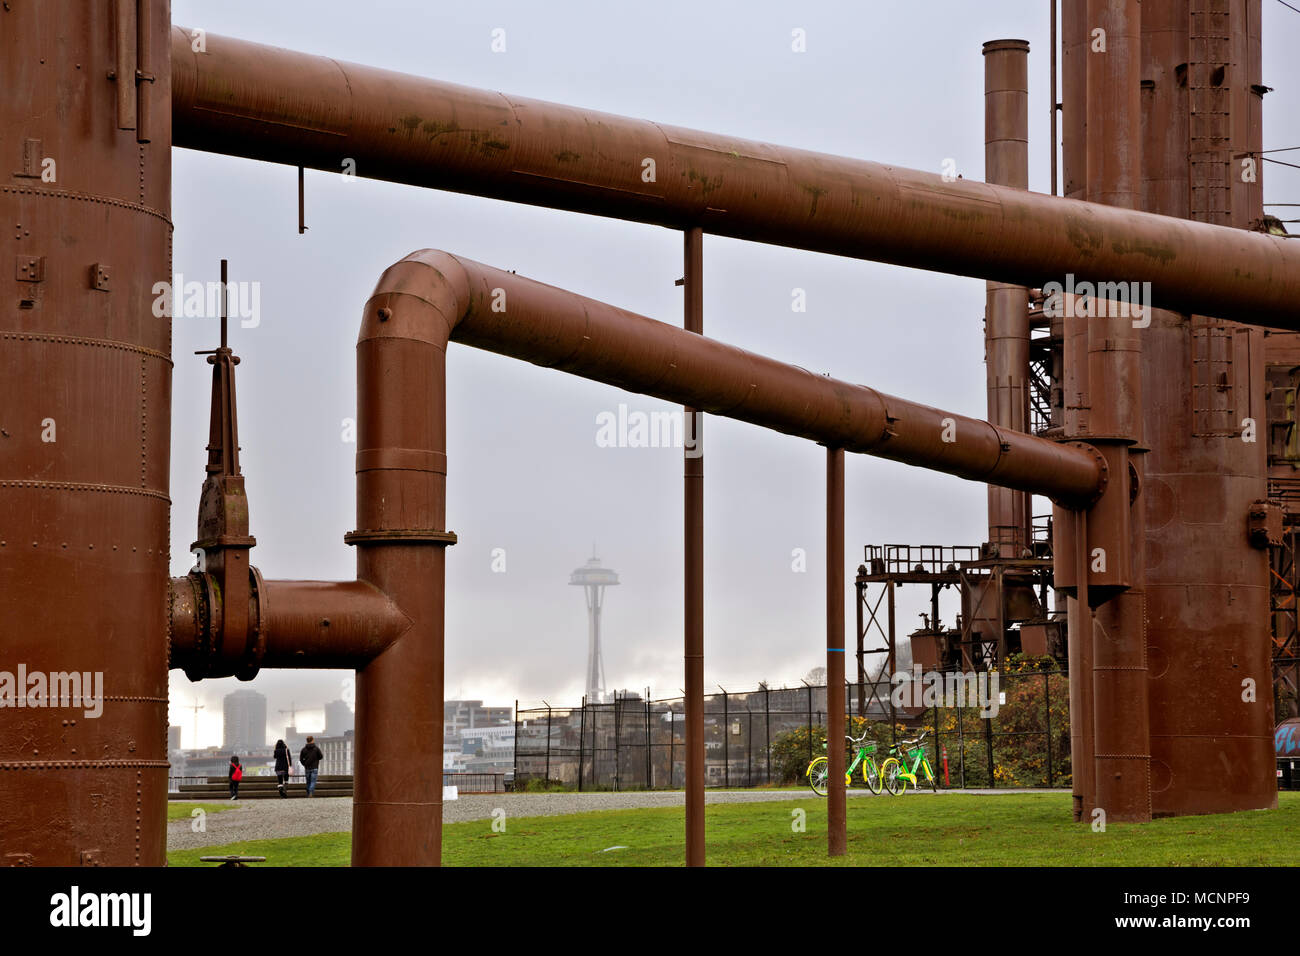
[166,0,1300,748]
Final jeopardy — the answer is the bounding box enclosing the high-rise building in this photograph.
[222,689,267,754]
[324,699,354,737]
[167,725,182,754]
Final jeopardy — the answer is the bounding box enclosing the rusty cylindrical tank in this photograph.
[1139,0,1275,816]
[0,0,173,865]
[983,39,1033,559]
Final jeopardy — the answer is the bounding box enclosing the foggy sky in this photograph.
[166,0,1300,748]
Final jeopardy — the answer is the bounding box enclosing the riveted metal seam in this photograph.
[0,480,170,502]
[0,185,171,225]
[0,760,171,770]
[0,331,172,365]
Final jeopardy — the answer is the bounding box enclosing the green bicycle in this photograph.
[880,731,939,795]
[806,730,883,796]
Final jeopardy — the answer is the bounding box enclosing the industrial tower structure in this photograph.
[569,554,620,704]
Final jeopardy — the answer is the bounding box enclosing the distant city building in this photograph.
[457,725,515,775]
[283,725,307,754]
[324,699,354,737]
[222,689,268,754]
[168,725,182,754]
[444,700,511,749]
[316,731,354,775]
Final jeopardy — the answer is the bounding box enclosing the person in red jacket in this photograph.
[228,755,242,800]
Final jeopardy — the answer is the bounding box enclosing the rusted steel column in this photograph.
[1138,0,1275,817]
[1081,0,1153,824]
[169,29,1300,329]
[0,0,172,866]
[1057,0,1096,823]
[983,39,1033,558]
[826,447,847,857]
[683,227,705,867]
[351,278,458,866]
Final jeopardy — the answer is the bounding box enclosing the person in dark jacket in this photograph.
[228,755,242,800]
[273,739,292,798]
[299,736,324,797]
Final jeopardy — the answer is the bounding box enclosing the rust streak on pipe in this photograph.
[171,28,1300,330]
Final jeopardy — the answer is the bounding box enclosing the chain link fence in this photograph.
[514,665,1071,791]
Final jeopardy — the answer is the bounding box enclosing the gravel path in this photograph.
[168,787,1065,851]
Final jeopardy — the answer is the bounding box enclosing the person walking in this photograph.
[299,736,324,798]
[228,755,242,800]
[273,739,292,798]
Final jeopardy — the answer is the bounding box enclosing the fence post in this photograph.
[669,708,676,789]
[764,685,771,785]
[932,703,939,786]
[984,700,995,788]
[578,696,586,792]
[545,706,552,784]
[722,689,729,789]
[614,694,622,792]
[513,699,519,789]
[806,684,813,766]
[747,709,753,787]
[1044,669,1052,788]
[958,702,966,789]
[646,696,652,789]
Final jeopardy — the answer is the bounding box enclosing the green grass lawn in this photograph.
[167,791,1300,867]
[167,801,236,822]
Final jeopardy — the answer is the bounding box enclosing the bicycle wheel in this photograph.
[881,758,908,796]
[864,759,883,795]
[807,757,830,797]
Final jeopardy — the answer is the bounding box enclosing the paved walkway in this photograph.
[168,787,1067,851]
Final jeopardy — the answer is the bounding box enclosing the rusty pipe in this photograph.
[371,251,1104,505]
[169,576,411,673]
[170,28,1300,330]
[683,227,705,867]
[826,446,846,857]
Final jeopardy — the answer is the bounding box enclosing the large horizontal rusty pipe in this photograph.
[375,251,1104,505]
[171,29,1300,329]
[169,576,410,674]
